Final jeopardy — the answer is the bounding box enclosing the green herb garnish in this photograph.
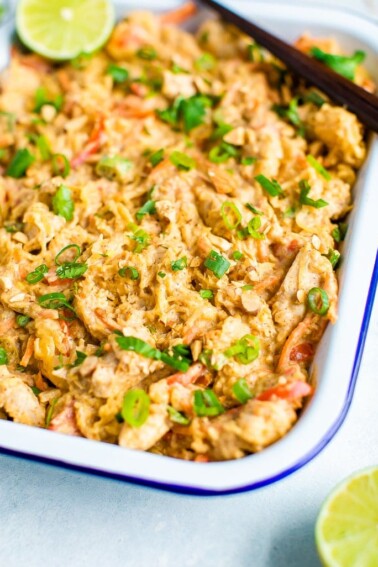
[255,174,284,197]
[52,185,74,221]
[299,180,328,209]
[167,406,190,425]
[96,156,133,182]
[307,287,330,316]
[193,389,224,417]
[116,336,190,372]
[224,334,260,364]
[204,250,230,279]
[310,47,365,80]
[149,149,164,168]
[6,149,35,178]
[232,378,253,404]
[26,264,48,284]
[170,151,196,171]
[199,289,214,300]
[136,200,156,222]
[16,315,32,327]
[118,266,140,280]
[0,347,8,365]
[107,64,129,83]
[136,46,158,61]
[171,257,187,271]
[221,201,242,230]
[306,155,331,180]
[52,153,70,178]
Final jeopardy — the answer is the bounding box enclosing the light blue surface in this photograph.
[1,1,378,564]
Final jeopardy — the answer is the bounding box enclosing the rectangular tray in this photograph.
[0,0,377,495]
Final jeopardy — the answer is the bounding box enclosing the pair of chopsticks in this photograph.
[196,0,378,133]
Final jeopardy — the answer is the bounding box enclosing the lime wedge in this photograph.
[316,466,378,567]
[16,0,115,61]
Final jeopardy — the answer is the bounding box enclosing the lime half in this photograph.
[16,0,115,60]
[316,466,378,567]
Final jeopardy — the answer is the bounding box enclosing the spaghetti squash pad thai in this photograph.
[0,6,371,461]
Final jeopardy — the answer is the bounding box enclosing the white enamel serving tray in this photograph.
[0,1,377,495]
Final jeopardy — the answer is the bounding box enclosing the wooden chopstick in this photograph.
[198,0,378,133]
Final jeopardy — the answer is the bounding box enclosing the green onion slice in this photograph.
[55,244,81,266]
[52,154,70,178]
[241,156,257,166]
[38,292,76,315]
[72,351,87,367]
[307,287,330,316]
[232,378,253,404]
[255,174,284,197]
[122,389,150,427]
[16,315,32,327]
[136,46,158,60]
[246,216,265,240]
[210,122,233,141]
[118,266,140,280]
[306,155,331,180]
[56,263,88,280]
[25,264,48,284]
[195,53,216,71]
[170,151,196,171]
[232,251,244,261]
[52,185,74,221]
[221,201,242,230]
[34,87,63,113]
[224,334,260,364]
[171,257,187,271]
[128,224,151,253]
[272,98,303,130]
[193,389,225,417]
[299,180,328,209]
[209,142,239,164]
[45,397,59,426]
[167,406,190,425]
[116,336,190,372]
[199,289,213,300]
[107,64,129,83]
[149,149,164,168]
[248,42,264,62]
[204,250,230,279]
[0,347,8,365]
[6,149,35,178]
[136,200,156,222]
[303,91,326,107]
[325,249,341,269]
[96,156,133,182]
[245,203,263,215]
[332,223,347,243]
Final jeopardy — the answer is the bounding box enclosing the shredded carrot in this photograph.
[35,371,48,392]
[160,1,197,25]
[71,115,105,168]
[20,336,35,367]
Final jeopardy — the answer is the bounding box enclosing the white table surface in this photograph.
[1,1,377,566]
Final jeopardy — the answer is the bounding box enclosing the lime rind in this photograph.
[16,0,115,60]
[315,466,378,567]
